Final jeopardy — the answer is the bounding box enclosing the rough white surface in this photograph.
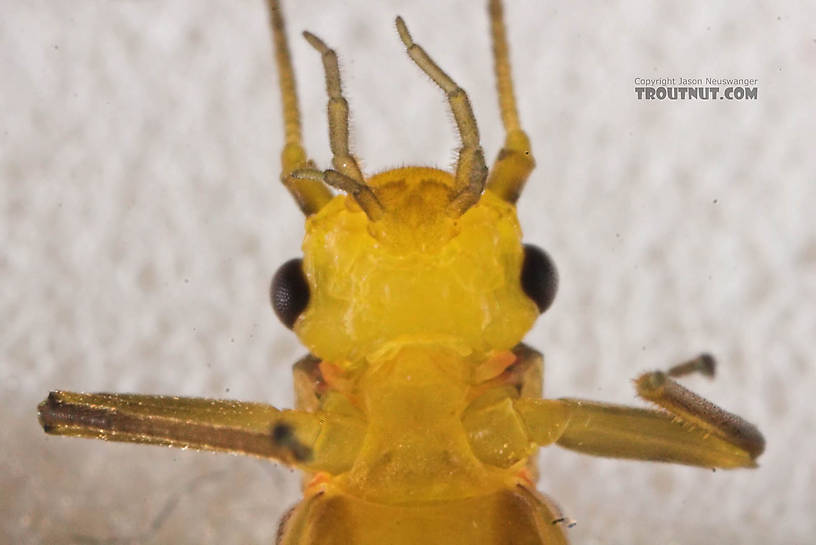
[2,1,814,544]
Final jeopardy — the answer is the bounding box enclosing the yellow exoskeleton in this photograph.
[39,1,765,543]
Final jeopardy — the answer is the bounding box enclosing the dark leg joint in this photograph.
[272,422,313,462]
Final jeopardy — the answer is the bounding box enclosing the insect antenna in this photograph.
[266,0,333,215]
[395,16,488,218]
[484,0,536,204]
[299,30,386,221]
[291,168,384,221]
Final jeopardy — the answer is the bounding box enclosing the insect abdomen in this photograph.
[276,485,568,545]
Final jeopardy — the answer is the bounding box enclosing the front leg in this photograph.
[634,360,765,461]
[38,391,364,474]
[514,354,764,469]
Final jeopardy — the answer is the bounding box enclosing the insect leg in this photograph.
[635,358,765,460]
[485,0,536,204]
[513,355,764,469]
[38,391,364,473]
[395,17,488,216]
[515,397,759,469]
[543,396,762,469]
[266,0,333,215]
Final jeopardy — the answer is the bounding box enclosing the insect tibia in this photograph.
[635,370,765,460]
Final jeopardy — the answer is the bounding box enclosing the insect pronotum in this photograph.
[38,1,765,543]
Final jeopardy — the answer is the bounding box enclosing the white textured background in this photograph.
[2,1,814,544]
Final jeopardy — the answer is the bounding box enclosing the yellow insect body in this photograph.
[280,166,559,542]
[38,1,764,543]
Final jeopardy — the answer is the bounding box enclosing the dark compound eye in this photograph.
[270,258,310,329]
[521,244,558,313]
